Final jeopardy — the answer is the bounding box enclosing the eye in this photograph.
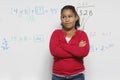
[68,15,72,18]
[62,16,66,18]
[62,16,65,18]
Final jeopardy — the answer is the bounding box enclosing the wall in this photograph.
[0,0,120,80]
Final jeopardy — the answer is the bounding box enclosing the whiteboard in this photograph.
[0,0,120,80]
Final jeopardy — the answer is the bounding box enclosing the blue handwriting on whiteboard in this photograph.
[90,43,114,54]
[1,38,9,51]
[11,6,58,16]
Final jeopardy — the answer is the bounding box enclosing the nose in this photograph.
[65,17,69,22]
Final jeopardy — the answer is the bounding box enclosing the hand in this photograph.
[79,40,86,47]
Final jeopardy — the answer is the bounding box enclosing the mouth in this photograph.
[65,23,70,25]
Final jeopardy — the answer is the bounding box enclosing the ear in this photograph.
[75,15,79,21]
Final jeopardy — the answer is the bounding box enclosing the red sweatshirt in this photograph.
[49,29,90,76]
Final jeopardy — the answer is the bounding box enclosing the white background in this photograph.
[0,0,120,80]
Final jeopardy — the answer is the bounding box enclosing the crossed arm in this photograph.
[49,30,90,58]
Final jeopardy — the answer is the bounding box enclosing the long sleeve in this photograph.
[49,30,73,58]
[62,30,90,58]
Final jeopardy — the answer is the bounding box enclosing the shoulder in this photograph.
[53,29,62,33]
[76,29,89,38]
[77,29,87,35]
[51,29,63,35]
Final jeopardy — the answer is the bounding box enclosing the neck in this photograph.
[63,27,76,33]
[63,28,76,38]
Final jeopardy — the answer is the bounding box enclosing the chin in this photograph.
[64,25,72,28]
[64,27,73,30]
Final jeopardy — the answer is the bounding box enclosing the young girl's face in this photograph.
[61,9,78,30]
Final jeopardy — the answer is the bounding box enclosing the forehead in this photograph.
[61,9,75,15]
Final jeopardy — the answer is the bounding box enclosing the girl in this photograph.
[49,5,90,80]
